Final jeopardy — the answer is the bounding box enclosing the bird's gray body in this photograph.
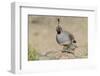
[56,31,77,52]
[56,31,72,46]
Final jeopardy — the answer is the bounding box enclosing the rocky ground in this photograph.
[37,46,87,60]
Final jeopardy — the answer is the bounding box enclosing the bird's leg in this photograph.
[62,45,75,55]
[62,45,69,53]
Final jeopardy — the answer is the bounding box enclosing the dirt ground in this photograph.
[28,15,88,60]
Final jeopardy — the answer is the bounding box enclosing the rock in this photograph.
[40,50,76,59]
[38,46,88,60]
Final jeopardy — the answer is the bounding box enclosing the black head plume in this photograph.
[56,18,62,34]
[57,18,60,25]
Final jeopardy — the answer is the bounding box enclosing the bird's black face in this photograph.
[56,26,62,34]
[73,40,76,43]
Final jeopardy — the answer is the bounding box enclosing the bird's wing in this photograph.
[69,33,75,40]
[63,31,74,40]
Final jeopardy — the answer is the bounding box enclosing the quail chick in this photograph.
[56,18,77,53]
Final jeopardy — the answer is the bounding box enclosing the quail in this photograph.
[56,18,77,53]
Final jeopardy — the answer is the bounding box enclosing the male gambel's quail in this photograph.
[56,18,77,53]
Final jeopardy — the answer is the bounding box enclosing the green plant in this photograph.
[28,46,39,61]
